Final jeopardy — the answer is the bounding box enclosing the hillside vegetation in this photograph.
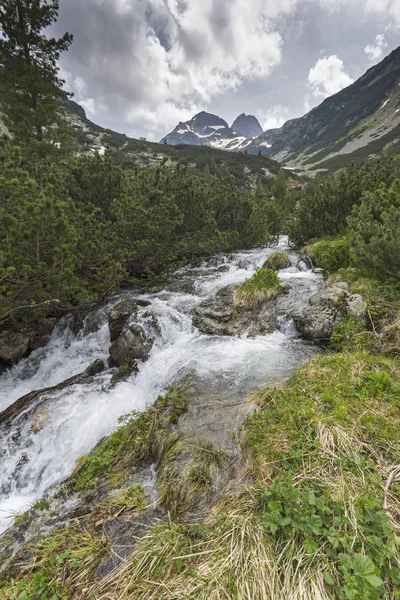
[67,101,283,188]
[0,136,285,346]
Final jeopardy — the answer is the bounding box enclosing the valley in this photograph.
[0,3,400,598]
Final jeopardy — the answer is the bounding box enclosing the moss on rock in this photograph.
[263,251,290,271]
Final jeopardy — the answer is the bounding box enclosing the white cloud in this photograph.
[56,0,400,139]
[258,105,290,130]
[364,34,388,62]
[58,0,308,139]
[308,55,353,98]
[363,0,400,28]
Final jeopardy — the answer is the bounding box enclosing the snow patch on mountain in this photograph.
[161,111,262,151]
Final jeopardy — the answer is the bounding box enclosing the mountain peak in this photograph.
[232,114,263,138]
[190,111,229,129]
[161,111,252,151]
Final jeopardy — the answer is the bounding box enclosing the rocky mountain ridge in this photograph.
[247,45,400,171]
[161,111,263,150]
[162,46,400,172]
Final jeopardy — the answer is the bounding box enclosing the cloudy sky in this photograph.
[52,0,400,141]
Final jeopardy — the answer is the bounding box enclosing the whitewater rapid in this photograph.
[0,238,322,533]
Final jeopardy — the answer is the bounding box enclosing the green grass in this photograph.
[326,269,400,356]
[242,352,400,599]
[69,387,188,492]
[234,267,285,310]
[2,354,400,599]
[263,252,290,271]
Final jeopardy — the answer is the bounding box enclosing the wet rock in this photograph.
[94,507,165,578]
[192,285,277,337]
[297,255,313,271]
[293,282,366,341]
[0,332,32,365]
[167,278,197,295]
[0,359,106,428]
[37,317,57,338]
[108,300,139,343]
[108,299,152,343]
[86,359,106,376]
[31,408,50,433]
[110,363,137,386]
[109,325,152,367]
[31,317,58,350]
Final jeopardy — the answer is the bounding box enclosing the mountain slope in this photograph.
[247,46,400,171]
[161,111,255,150]
[59,102,282,187]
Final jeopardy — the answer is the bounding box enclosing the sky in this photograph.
[52,0,400,142]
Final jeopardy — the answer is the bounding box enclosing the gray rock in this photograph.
[192,285,277,337]
[0,332,31,365]
[167,278,197,295]
[293,282,366,341]
[86,358,106,376]
[347,294,367,320]
[108,299,151,343]
[109,325,152,367]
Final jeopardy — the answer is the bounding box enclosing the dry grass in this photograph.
[90,492,332,600]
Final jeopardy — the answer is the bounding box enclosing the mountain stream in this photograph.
[0,238,322,534]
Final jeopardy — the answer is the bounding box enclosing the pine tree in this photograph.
[0,0,73,143]
[271,168,287,204]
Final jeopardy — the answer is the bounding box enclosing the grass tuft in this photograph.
[234,268,285,311]
[263,252,290,271]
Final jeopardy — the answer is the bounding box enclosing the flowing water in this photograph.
[0,238,322,534]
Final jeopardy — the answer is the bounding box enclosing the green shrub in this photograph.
[348,181,400,283]
[330,317,375,352]
[303,236,351,273]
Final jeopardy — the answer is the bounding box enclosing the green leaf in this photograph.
[353,554,377,577]
[303,538,319,554]
[364,574,383,589]
[306,514,323,535]
[307,491,316,505]
[324,572,335,586]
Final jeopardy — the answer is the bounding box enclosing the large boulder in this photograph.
[109,325,152,367]
[293,282,366,341]
[108,299,151,343]
[0,332,32,365]
[192,285,277,337]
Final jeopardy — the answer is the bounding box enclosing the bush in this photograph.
[348,181,400,283]
[303,236,351,273]
[288,155,400,247]
[0,137,280,334]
